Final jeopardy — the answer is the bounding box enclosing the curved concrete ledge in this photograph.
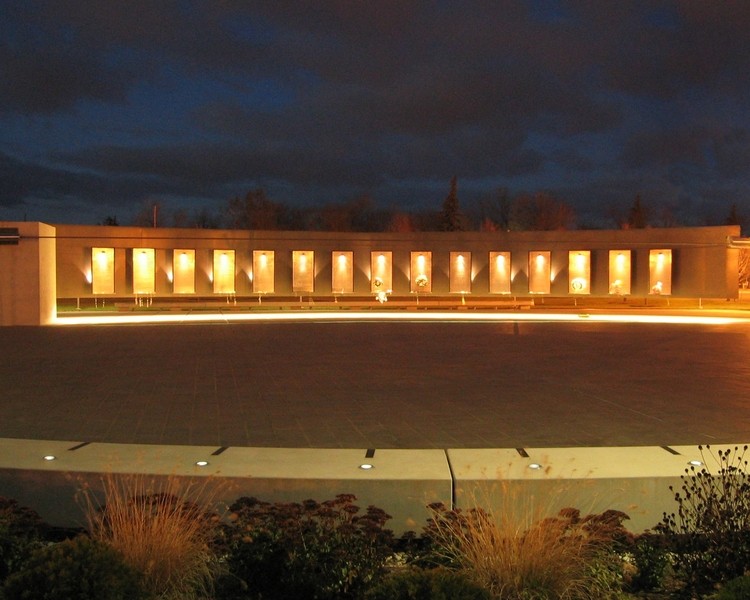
[0,438,733,534]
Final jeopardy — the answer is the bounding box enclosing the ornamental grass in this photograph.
[423,489,630,599]
[79,474,225,600]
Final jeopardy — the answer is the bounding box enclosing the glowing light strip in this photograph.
[53,311,745,327]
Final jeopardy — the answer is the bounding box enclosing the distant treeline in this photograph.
[104,182,744,234]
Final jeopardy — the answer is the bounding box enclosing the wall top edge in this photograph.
[0,222,735,244]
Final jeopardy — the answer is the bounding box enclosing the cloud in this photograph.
[3,1,750,224]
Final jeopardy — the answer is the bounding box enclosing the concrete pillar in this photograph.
[0,222,57,326]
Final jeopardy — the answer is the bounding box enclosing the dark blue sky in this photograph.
[2,0,750,227]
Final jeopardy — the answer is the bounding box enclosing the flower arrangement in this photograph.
[415,274,428,288]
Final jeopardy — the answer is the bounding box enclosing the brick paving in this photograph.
[2,318,750,449]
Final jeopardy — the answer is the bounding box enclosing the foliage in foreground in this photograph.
[0,497,46,586]
[8,444,750,599]
[2,535,147,600]
[216,493,394,600]
[80,474,225,600]
[420,501,632,600]
[365,567,490,600]
[657,445,750,597]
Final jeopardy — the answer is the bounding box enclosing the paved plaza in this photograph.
[1,314,750,450]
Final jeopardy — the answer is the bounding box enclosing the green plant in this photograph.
[1,535,147,600]
[365,567,490,600]
[657,445,750,596]
[0,497,46,585]
[80,474,224,600]
[217,494,395,600]
[716,574,750,599]
[421,502,630,600]
[625,533,669,593]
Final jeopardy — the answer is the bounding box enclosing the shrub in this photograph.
[217,494,395,600]
[657,445,750,596]
[625,533,669,593]
[80,474,224,600]
[0,497,46,584]
[1,535,147,600]
[421,502,631,599]
[717,574,750,599]
[365,567,490,600]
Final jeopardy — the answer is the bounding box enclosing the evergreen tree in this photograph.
[627,194,648,229]
[726,203,743,229]
[441,176,465,231]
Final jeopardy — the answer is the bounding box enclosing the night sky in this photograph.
[2,1,750,227]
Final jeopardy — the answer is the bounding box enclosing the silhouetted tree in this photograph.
[479,217,498,232]
[131,200,161,227]
[440,176,466,231]
[226,188,282,230]
[726,203,745,234]
[475,187,511,231]
[509,192,575,230]
[315,196,378,231]
[100,215,119,226]
[626,194,648,229]
[386,212,416,232]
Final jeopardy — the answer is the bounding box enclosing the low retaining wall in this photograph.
[0,438,727,535]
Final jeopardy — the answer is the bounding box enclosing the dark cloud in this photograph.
[2,0,750,225]
[621,129,711,169]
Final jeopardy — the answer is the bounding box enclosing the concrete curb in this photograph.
[0,438,734,534]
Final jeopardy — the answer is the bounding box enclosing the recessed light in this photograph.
[528,463,542,470]
[195,461,209,467]
[688,460,703,467]
[359,464,374,470]
[43,455,56,461]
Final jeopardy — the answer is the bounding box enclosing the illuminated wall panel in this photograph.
[450,252,472,293]
[172,249,195,294]
[568,251,591,294]
[213,250,236,294]
[489,252,511,294]
[649,249,672,295]
[332,251,353,293]
[370,251,392,292]
[293,250,314,293]
[528,251,551,294]
[608,250,631,295]
[132,248,155,294]
[252,250,274,293]
[91,247,115,295]
[410,251,432,293]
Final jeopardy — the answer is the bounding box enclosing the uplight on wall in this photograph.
[489,252,511,294]
[528,251,551,294]
[252,250,274,293]
[172,249,195,294]
[132,248,155,294]
[450,252,471,293]
[293,250,314,293]
[332,251,353,293]
[410,252,432,293]
[91,247,115,295]
[649,249,672,295]
[568,251,590,294]
[213,250,236,294]
[370,251,392,293]
[608,250,631,295]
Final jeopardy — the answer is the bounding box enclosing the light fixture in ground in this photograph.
[528,463,542,470]
[43,455,56,461]
[195,460,209,467]
[359,464,374,470]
